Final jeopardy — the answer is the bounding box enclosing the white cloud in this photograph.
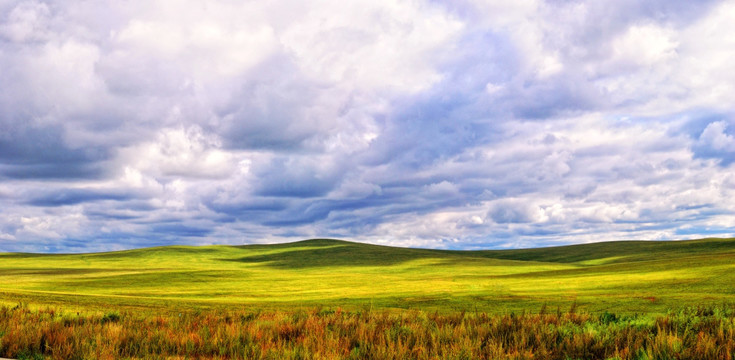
[610,24,678,68]
[118,126,237,179]
[280,0,463,92]
[487,199,546,224]
[675,1,735,109]
[423,181,460,197]
[11,39,102,116]
[588,2,735,115]
[115,17,277,77]
[0,0,50,42]
[699,121,735,152]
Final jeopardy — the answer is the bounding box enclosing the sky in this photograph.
[1,0,734,253]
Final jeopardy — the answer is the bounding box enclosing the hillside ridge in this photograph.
[3,237,735,262]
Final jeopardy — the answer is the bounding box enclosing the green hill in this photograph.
[1,238,734,314]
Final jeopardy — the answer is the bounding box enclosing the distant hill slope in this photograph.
[1,237,734,314]
[476,237,735,264]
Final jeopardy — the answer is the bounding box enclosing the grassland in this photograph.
[1,237,734,314]
[1,238,735,359]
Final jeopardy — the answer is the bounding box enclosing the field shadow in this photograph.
[477,238,735,264]
[222,239,458,269]
[224,237,735,270]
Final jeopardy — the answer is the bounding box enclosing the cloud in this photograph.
[1,0,734,252]
[151,223,212,238]
[699,121,735,152]
[0,124,111,179]
[488,200,545,224]
[692,120,735,165]
[118,126,237,179]
[609,24,678,68]
[25,188,135,207]
[0,0,51,43]
[252,155,344,198]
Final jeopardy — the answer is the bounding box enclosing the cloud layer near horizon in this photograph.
[1,0,734,252]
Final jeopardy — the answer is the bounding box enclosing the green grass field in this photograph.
[2,237,734,314]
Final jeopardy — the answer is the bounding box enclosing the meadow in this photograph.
[1,238,734,358]
[1,238,734,313]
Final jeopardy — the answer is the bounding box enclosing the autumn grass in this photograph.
[1,303,735,359]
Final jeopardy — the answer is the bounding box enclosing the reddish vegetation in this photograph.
[0,304,734,359]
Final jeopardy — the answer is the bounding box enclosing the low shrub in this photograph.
[0,304,733,359]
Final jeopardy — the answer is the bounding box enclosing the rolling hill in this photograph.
[1,238,734,314]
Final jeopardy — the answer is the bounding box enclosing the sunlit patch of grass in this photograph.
[0,238,734,314]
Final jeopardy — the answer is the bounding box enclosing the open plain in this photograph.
[1,237,734,314]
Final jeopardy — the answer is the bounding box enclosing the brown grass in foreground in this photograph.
[1,304,734,359]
